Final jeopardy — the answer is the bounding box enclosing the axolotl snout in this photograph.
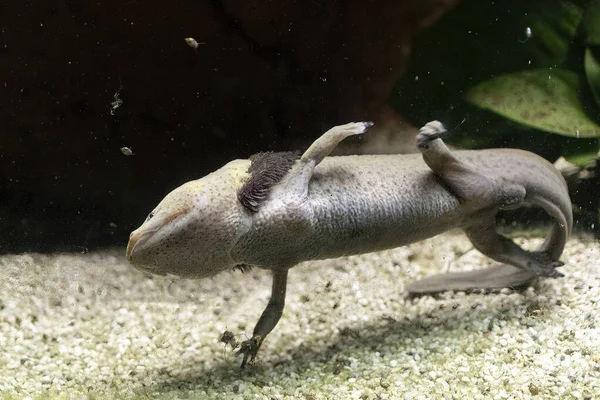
[126,161,252,278]
[126,121,572,367]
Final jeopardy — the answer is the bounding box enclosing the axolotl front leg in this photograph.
[235,122,373,367]
[235,269,287,367]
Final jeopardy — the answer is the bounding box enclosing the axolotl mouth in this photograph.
[126,227,158,267]
[126,226,168,275]
[126,209,187,274]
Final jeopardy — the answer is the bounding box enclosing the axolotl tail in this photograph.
[465,147,572,262]
[517,151,573,261]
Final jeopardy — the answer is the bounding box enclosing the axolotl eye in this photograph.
[145,211,155,222]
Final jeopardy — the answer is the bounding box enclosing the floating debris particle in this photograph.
[184,37,205,51]
[120,147,134,156]
[110,84,123,115]
[219,330,239,348]
[519,27,532,43]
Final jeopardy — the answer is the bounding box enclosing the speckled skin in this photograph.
[126,121,572,367]
[232,153,464,267]
[233,149,570,268]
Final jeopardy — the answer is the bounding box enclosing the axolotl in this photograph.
[126,121,572,366]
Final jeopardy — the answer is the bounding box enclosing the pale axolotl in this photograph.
[126,121,572,367]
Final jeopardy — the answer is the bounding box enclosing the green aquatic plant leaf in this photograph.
[466,69,600,138]
[560,136,600,166]
[582,0,600,45]
[585,48,600,107]
[564,150,599,166]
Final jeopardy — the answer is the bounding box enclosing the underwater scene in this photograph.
[1,0,599,399]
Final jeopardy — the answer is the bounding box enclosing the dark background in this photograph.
[1,0,464,253]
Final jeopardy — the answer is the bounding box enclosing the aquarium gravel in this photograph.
[0,231,598,399]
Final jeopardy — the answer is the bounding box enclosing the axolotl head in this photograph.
[126,160,251,278]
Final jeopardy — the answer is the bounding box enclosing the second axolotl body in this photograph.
[126,121,572,366]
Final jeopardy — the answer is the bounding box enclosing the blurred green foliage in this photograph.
[585,48,600,107]
[583,0,600,45]
[390,0,600,165]
[466,69,599,138]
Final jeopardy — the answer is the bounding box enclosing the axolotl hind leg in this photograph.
[408,121,564,294]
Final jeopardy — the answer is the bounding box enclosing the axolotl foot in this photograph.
[529,256,565,278]
[235,335,263,368]
[416,120,450,149]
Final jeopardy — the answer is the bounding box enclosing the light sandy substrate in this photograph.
[0,231,598,400]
